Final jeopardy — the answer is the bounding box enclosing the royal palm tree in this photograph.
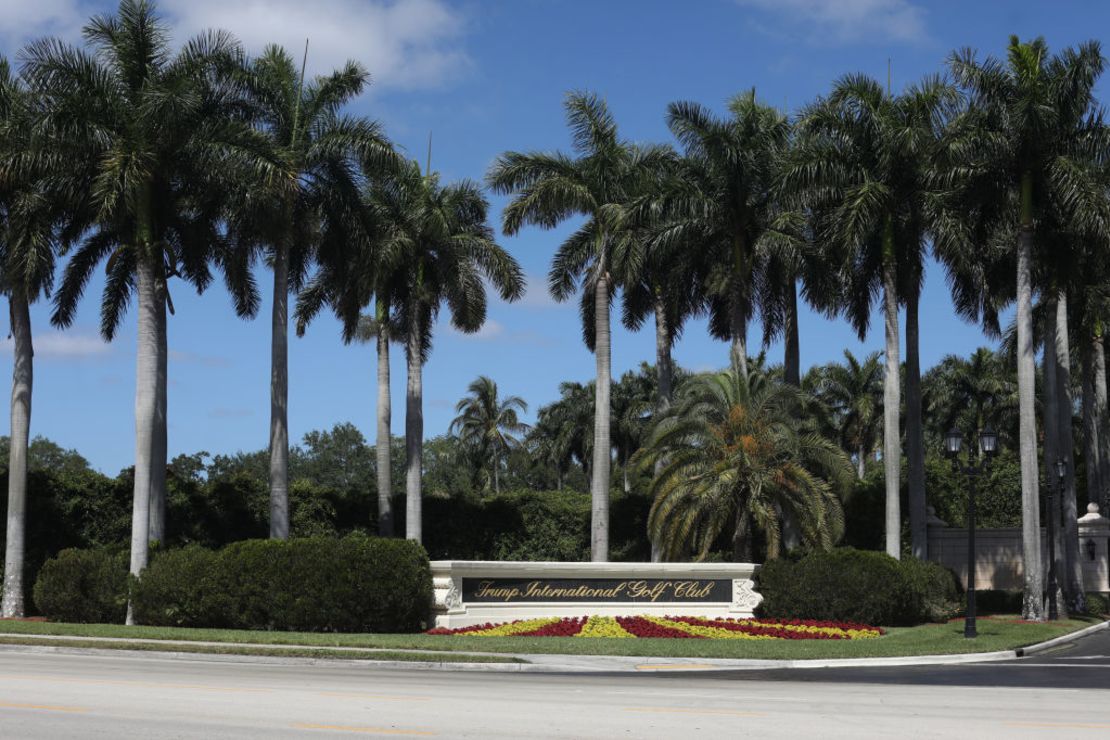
[379,160,521,542]
[231,45,394,539]
[654,91,790,376]
[806,350,884,480]
[923,347,1017,446]
[784,75,956,559]
[488,91,670,561]
[0,59,66,617]
[640,365,851,561]
[945,36,1105,619]
[25,0,272,621]
[449,376,528,496]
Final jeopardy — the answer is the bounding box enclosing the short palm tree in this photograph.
[807,350,884,480]
[923,347,1017,447]
[944,36,1105,620]
[449,376,528,496]
[231,45,394,539]
[640,365,851,561]
[488,91,670,561]
[24,0,272,620]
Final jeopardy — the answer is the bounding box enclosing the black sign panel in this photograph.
[461,577,731,603]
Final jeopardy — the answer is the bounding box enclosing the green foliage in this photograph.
[756,548,952,626]
[131,535,432,632]
[974,590,1024,615]
[1083,592,1108,616]
[898,558,963,622]
[33,547,128,624]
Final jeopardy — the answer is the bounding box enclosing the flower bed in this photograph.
[427,615,883,640]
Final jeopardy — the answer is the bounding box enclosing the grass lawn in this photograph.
[0,616,1102,660]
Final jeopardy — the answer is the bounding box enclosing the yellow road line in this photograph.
[623,706,765,717]
[635,663,716,671]
[0,700,87,714]
[292,722,435,735]
[317,691,432,702]
[1006,721,1110,730]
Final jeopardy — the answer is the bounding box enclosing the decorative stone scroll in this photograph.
[429,560,762,629]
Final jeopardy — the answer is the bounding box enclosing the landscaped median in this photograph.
[0,616,1102,662]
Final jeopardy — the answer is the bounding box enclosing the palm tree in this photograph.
[449,376,528,496]
[488,91,670,561]
[945,36,1105,620]
[639,365,851,561]
[785,75,955,559]
[379,160,522,542]
[0,58,65,617]
[922,348,1017,446]
[806,350,884,480]
[25,0,271,621]
[231,45,394,540]
[655,91,790,376]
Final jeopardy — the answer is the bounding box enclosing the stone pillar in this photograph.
[1077,503,1109,593]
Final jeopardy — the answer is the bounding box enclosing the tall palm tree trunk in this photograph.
[148,270,168,543]
[269,244,290,539]
[651,293,672,563]
[906,290,926,559]
[1054,292,1083,613]
[405,315,423,543]
[1016,186,1044,621]
[784,278,801,387]
[880,240,901,559]
[376,304,393,536]
[1,293,33,618]
[730,236,749,376]
[857,443,867,481]
[1081,340,1102,508]
[127,254,162,625]
[1042,294,1063,611]
[1094,333,1110,513]
[591,269,612,562]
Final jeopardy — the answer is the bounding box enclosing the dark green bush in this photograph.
[132,534,431,633]
[33,547,128,623]
[899,558,962,622]
[1083,592,1108,616]
[129,545,226,627]
[756,548,927,626]
[974,589,1023,615]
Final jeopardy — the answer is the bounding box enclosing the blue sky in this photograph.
[0,0,1103,474]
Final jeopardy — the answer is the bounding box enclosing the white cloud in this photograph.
[0,0,87,47]
[163,0,469,89]
[0,0,470,91]
[450,319,505,341]
[0,331,110,359]
[734,0,928,45]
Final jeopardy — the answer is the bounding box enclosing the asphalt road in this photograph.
[0,631,1107,739]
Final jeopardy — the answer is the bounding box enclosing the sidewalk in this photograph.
[1,619,1106,674]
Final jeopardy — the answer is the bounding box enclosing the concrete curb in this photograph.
[1014,619,1110,657]
[0,619,1105,674]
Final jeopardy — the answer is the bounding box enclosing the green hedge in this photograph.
[756,548,962,626]
[32,546,128,623]
[36,534,432,632]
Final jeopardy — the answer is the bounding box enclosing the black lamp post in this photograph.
[1045,458,1066,621]
[946,426,999,639]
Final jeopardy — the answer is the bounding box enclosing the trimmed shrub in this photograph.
[131,534,432,633]
[1083,592,1108,617]
[974,589,1023,615]
[33,547,128,623]
[129,545,226,627]
[756,548,925,626]
[899,558,962,622]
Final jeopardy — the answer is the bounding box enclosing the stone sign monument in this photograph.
[430,560,762,629]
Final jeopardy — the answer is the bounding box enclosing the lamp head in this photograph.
[944,428,963,459]
[1054,458,1067,482]
[979,427,999,458]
